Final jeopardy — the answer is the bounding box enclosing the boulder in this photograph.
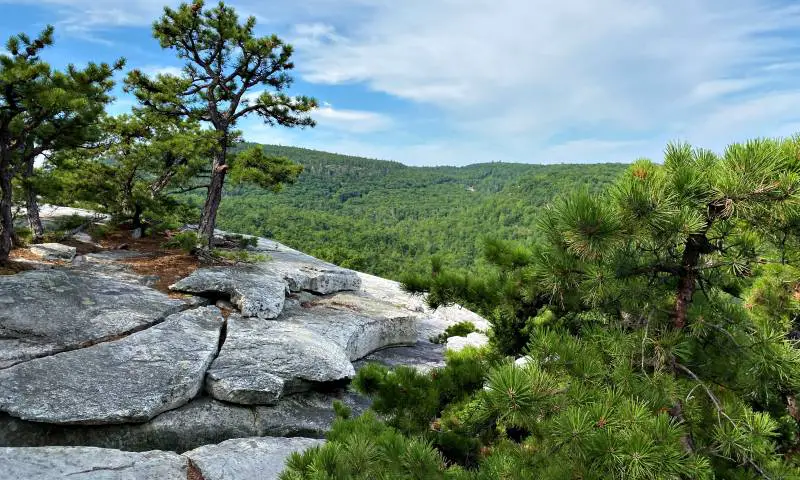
[244,236,361,294]
[0,307,223,425]
[283,292,419,360]
[354,341,445,373]
[170,266,287,319]
[446,332,490,352]
[0,392,370,452]
[0,269,186,369]
[0,446,188,480]
[28,243,77,261]
[515,356,533,367]
[264,249,361,294]
[356,271,491,340]
[185,437,324,480]
[206,317,355,405]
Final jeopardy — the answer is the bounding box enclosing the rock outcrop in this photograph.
[0,446,189,480]
[184,437,324,480]
[0,436,324,480]
[446,332,490,352]
[206,317,355,405]
[28,243,77,261]
[283,292,419,360]
[0,307,223,424]
[0,269,187,369]
[170,266,287,319]
[0,227,488,478]
[0,392,369,452]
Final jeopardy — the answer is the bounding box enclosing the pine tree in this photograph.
[0,26,122,259]
[288,138,800,479]
[44,110,216,233]
[124,0,317,249]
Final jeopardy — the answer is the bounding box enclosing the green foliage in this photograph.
[228,147,303,192]
[0,25,122,258]
[281,411,452,479]
[291,137,800,479]
[200,144,626,279]
[430,322,477,344]
[124,0,317,247]
[212,248,269,264]
[44,111,216,233]
[162,231,199,254]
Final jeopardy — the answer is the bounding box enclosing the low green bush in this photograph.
[430,321,477,344]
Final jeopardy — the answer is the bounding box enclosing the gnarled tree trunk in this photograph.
[673,233,714,329]
[198,138,228,249]
[25,187,44,244]
[0,152,13,263]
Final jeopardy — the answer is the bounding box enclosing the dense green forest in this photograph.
[207,145,627,278]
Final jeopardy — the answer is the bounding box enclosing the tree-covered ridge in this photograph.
[212,144,627,278]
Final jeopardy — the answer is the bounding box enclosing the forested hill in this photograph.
[212,144,628,279]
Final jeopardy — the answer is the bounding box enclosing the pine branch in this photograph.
[167,184,209,195]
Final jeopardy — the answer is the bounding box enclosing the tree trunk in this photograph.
[23,155,44,243]
[0,159,13,263]
[198,139,228,249]
[673,234,710,329]
[131,203,143,234]
[25,189,44,243]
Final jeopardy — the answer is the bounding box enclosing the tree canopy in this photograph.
[0,25,122,260]
[125,0,317,248]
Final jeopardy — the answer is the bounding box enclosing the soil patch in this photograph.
[96,230,227,294]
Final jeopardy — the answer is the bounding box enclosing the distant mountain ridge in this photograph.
[209,144,629,279]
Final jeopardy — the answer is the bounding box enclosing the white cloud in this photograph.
[312,103,392,133]
[287,0,800,160]
[7,0,800,165]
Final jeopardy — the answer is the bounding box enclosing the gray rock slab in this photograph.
[283,292,419,360]
[0,269,186,369]
[225,234,361,294]
[207,317,354,405]
[260,249,362,295]
[28,243,77,261]
[0,392,370,453]
[185,437,323,480]
[197,230,361,295]
[357,271,491,340]
[0,307,224,425]
[0,446,188,480]
[446,332,490,352]
[354,341,446,373]
[170,266,287,319]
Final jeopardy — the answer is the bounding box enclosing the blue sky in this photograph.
[2,0,800,166]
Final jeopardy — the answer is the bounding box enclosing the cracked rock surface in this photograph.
[0,392,369,452]
[185,436,324,480]
[0,307,223,424]
[206,317,355,405]
[170,266,287,319]
[0,228,489,475]
[0,446,189,480]
[282,292,419,360]
[0,269,186,369]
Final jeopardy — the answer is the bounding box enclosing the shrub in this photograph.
[213,249,269,264]
[162,231,199,254]
[430,321,477,344]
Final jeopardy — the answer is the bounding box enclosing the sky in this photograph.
[2,0,800,166]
